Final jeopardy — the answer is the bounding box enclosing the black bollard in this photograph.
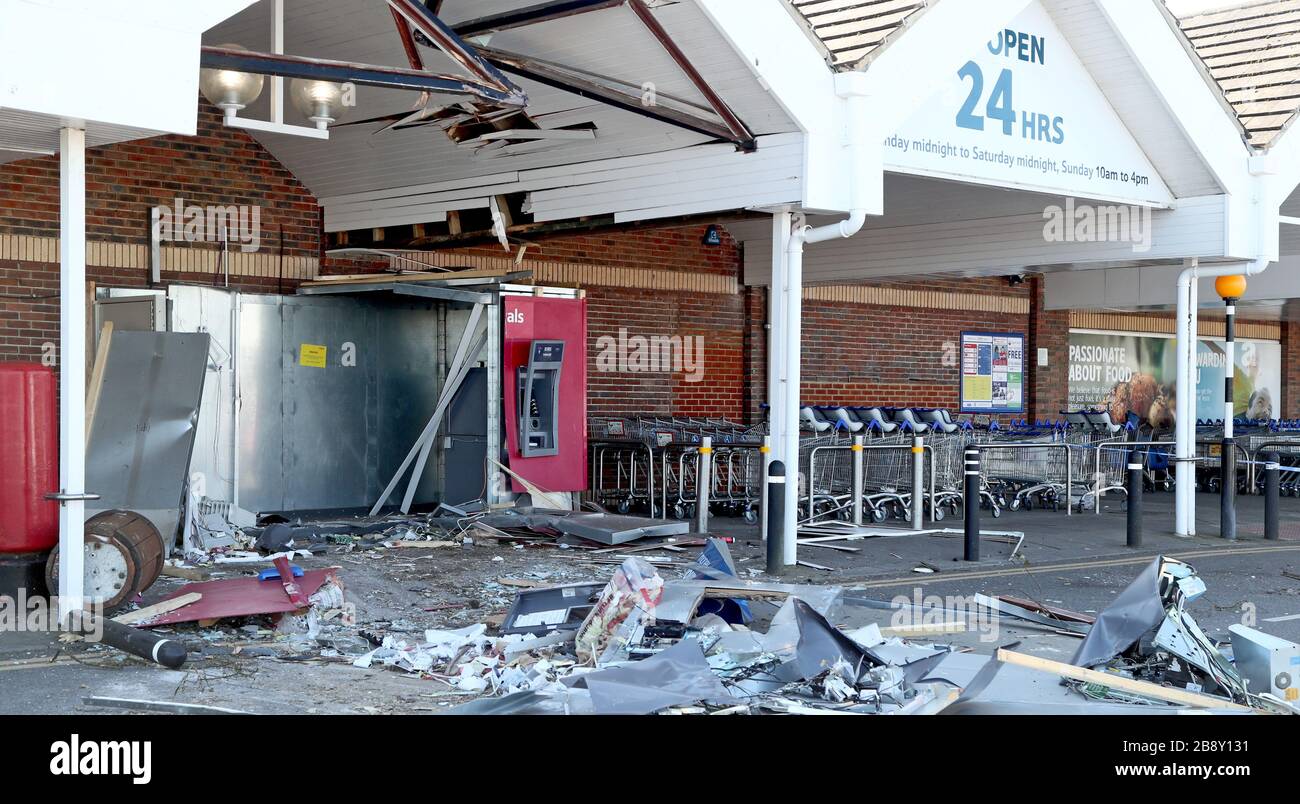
[1221,437,1237,541]
[1265,452,1280,541]
[766,460,786,575]
[1126,449,1143,548]
[964,447,980,562]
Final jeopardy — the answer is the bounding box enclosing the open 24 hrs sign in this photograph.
[882,1,1172,207]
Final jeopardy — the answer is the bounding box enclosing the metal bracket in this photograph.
[44,491,102,505]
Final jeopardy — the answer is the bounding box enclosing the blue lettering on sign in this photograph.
[987,28,1045,64]
[955,32,1064,144]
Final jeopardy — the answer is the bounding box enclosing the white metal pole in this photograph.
[766,210,790,468]
[271,0,285,124]
[57,126,87,624]
[1185,265,1198,535]
[782,226,804,566]
[1175,258,1195,536]
[765,211,790,547]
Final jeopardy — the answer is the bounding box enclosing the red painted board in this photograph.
[502,295,588,493]
[141,568,339,626]
[274,556,309,607]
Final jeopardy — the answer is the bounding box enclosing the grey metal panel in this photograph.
[97,296,162,332]
[374,301,445,505]
[85,331,210,542]
[236,294,452,512]
[281,300,373,510]
[236,298,286,512]
[445,367,489,505]
[449,367,488,436]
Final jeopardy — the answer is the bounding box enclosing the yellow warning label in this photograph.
[1287,688,1298,702]
[299,344,327,368]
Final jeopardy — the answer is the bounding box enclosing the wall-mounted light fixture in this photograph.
[199,44,265,118]
[289,79,350,130]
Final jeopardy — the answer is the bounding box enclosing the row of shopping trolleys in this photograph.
[585,409,1297,528]
[802,405,1130,436]
[587,417,766,522]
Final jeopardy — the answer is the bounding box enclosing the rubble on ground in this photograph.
[104,502,1300,716]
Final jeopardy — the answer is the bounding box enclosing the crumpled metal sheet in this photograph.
[1070,555,1167,668]
[779,598,883,682]
[563,639,739,714]
[708,585,844,663]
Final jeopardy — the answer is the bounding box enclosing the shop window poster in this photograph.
[960,331,1025,413]
[1067,330,1280,425]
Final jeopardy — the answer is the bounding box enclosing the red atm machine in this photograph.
[502,294,587,494]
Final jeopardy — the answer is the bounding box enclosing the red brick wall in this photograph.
[433,232,1055,421]
[0,104,319,253]
[6,107,1296,430]
[1028,276,1069,418]
[799,294,1032,414]
[0,102,320,364]
[435,225,749,420]
[1285,320,1300,419]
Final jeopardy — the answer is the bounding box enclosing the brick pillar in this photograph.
[743,285,767,425]
[1284,319,1300,419]
[1028,275,1069,421]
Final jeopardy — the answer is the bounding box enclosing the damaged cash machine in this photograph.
[501,292,588,498]
[91,278,589,537]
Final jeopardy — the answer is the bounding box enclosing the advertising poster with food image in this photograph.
[1067,331,1280,426]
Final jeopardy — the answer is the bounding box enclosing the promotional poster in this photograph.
[1067,330,1281,425]
[960,331,1026,413]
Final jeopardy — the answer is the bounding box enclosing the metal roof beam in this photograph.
[386,0,526,103]
[627,0,755,151]
[477,46,756,150]
[199,46,524,106]
[298,281,492,305]
[452,0,625,38]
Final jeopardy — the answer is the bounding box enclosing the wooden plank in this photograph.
[995,649,1254,711]
[84,320,113,440]
[113,593,202,626]
[161,564,209,582]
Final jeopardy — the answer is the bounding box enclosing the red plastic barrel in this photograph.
[0,363,58,554]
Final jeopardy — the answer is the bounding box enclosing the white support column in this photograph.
[781,221,804,567]
[57,126,87,624]
[766,209,791,472]
[1175,258,1197,537]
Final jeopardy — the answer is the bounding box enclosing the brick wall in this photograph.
[0,101,320,364]
[434,224,750,420]
[1028,276,1070,418]
[1285,320,1300,419]
[4,109,1298,428]
[794,276,1034,415]
[431,232,1052,421]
